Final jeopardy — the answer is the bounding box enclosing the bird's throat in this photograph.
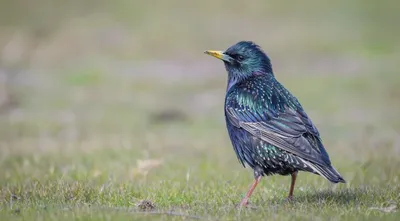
[227,78,238,92]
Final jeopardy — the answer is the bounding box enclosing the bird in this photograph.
[204,41,345,207]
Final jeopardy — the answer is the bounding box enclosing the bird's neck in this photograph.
[226,71,273,92]
[226,78,238,92]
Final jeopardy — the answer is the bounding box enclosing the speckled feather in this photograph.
[221,41,345,183]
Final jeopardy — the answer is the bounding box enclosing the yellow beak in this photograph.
[204,50,225,60]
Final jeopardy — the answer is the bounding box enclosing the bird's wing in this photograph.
[225,82,331,167]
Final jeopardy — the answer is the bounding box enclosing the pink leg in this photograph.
[239,176,262,207]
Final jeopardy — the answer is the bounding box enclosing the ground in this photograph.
[0,0,400,220]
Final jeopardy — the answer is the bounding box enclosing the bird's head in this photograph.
[205,41,273,82]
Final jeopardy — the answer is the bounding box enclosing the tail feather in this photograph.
[313,164,346,183]
[299,158,345,183]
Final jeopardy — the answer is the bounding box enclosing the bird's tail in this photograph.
[299,159,345,183]
[313,164,346,183]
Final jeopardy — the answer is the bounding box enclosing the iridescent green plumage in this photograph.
[225,74,337,178]
[205,41,345,206]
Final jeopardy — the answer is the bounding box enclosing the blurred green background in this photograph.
[1,0,400,220]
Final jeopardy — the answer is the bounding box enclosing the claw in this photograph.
[286,196,294,203]
[236,201,258,210]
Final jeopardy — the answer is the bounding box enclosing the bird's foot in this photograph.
[285,196,295,203]
[237,198,249,208]
[236,199,258,210]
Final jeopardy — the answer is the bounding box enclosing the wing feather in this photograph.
[225,79,331,167]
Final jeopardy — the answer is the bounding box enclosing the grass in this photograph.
[1,70,400,220]
[1,0,400,220]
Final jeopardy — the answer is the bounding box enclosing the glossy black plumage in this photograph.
[204,41,345,202]
[225,74,344,182]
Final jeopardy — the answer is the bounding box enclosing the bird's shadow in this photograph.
[244,187,363,210]
[289,188,359,204]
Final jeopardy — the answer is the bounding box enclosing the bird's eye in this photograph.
[237,55,244,61]
[226,53,244,62]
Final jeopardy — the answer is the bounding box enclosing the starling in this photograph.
[204,41,345,207]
